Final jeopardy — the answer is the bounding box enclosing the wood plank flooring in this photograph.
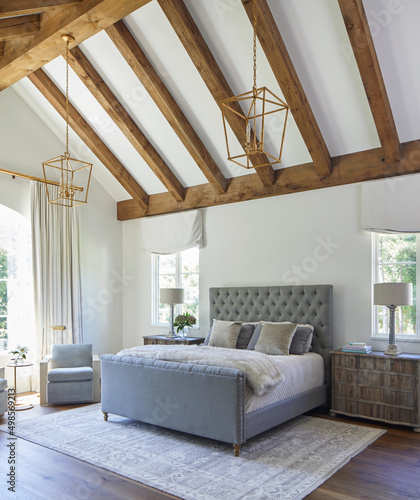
[1,394,420,499]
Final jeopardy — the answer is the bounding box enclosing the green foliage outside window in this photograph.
[376,234,416,335]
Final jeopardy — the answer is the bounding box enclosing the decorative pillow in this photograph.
[235,323,257,349]
[289,328,313,355]
[254,323,298,355]
[247,324,263,350]
[284,323,314,354]
[208,319,243,348]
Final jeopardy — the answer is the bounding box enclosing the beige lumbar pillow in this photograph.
[254,322,298,355]
[208,319,243,348]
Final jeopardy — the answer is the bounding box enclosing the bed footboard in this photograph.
[101,354,247,445]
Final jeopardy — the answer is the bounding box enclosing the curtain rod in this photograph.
[0,167,83,192]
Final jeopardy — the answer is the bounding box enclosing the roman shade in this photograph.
[141,210,203,254]
[362,175,420,233]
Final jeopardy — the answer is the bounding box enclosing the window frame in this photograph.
[372,232,420,340]
[152,249,199,327]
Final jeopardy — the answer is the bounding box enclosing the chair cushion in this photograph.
[47,366,94,383]
[0,378,7,391]
[51,344,92,369]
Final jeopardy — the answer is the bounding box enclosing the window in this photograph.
[152,247,199,326]
[0,204,33,352]
[373,233,418,337]
[0,248,7,350]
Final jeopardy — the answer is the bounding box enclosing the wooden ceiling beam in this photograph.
[0,0,153,92]
[0,14,40,41]
[28,68,149,209]
[241,0,331,178]
[157,0,276,187]
[0,0,82,18]
[338,0,400,163]
[106,21,227,195]
[68,46,186,203]
[117,139,420,220]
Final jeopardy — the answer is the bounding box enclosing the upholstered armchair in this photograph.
[0,367,7,414]
[40,344,100,406]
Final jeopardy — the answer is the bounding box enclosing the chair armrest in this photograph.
[39,356,51,406]
[0,367,4,379]
[92,354,101,403]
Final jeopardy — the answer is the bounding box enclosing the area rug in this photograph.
[2,404,385,500]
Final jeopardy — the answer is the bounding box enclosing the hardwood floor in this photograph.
[1,394,420,499]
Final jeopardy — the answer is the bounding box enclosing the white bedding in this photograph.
[245,352,324,413]
[117,344,285,396]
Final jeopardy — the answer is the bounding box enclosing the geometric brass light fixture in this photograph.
[42,34,92,207]
[219,0,290,169]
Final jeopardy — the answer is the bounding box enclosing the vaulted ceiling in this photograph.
[1,0,420,220]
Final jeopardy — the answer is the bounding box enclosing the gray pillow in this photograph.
[236,323,257,349]
[289,325,314,355]
[247,324,263,350]
[203,328,212,345]
[208,320,243,348]
[254,323,298,355]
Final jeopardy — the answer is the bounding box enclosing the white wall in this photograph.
[0,88,123,381]
[122,182,420,355]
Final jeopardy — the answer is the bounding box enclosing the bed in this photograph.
[101,284,333,455]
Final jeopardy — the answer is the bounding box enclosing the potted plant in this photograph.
[9,345,29,364]
[174,312,197,337]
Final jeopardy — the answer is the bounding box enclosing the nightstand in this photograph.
[331,350,420,431]
[143,335,205,346]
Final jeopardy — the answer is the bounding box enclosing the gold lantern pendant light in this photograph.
[42,34,92,207]
[220,0,290,169]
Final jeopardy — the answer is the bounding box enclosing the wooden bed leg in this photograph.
[102,411,108,421]
[233,444,241,457]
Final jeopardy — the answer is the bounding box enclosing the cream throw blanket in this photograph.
[117,345,284,396]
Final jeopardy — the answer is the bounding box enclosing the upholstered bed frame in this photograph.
[101,284,333,455]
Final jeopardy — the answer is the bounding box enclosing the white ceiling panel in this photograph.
[365,0,420,143]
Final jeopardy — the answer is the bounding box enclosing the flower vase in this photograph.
[182,326,188,338]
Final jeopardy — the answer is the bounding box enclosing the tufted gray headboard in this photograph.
[209,285,333,385]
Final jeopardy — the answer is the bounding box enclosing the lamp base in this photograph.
[166,330,177,339]
[384,343,401,356]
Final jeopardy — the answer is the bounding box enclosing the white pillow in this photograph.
[208,319,243,348]
[254,322,298,355]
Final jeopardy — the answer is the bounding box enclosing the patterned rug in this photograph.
[2,404,385,500]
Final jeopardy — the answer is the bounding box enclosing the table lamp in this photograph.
[160,288,184,338]
[374,282,413,356]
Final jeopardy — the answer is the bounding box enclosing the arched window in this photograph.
[0,205,33,353]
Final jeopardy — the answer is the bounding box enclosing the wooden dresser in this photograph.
[331,350,420,431]
[143,335,205,346]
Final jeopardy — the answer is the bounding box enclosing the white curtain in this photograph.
[141,210,204,254]
[31,181,83,359]
[362,175,420,233]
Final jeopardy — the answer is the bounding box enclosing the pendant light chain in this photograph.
[65,37,70,156]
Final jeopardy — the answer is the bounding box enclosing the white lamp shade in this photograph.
[160,288,184,305]
[374,282,413,306]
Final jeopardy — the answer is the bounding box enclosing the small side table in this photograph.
[143,335,205,346]
[6,361,34,411]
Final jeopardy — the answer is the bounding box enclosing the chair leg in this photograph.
[102,411,108,421]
